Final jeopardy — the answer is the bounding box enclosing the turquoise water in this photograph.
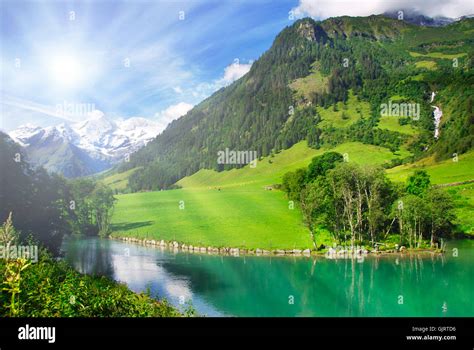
[63,237,474,317]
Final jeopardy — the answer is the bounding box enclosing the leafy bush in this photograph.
[0,254,182,317]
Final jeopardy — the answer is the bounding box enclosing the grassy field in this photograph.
[387,151,474,184]
[178,141,409,189]
[102,167,140,192]
[447,183,474,235]
[317,91,371,128]
[409,51,467,59]
[111,141,410,249]
[377,115,419,135]
[289,62,328,101]
[414,60,437,70]
[111,186,313,249]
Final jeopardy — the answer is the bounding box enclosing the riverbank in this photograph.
[0,254,184,317]
[109,234,444,258]
[64,237,474,317]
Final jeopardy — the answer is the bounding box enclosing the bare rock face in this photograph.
[297,22,316,42]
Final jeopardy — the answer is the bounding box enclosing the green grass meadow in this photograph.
[377,115,419,135]
[317,91,371,128]
[448,183,474,235]
[110,141,418,248]
[111,187,313,249]
[103,167,140,192]
[387,151,474,184]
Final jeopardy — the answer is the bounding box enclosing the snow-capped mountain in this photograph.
[9,112,161,178]
[383,10,458,27]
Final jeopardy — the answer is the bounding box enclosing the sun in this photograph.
[49,54,84,88]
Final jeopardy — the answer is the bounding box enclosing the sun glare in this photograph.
[49,54,84,88]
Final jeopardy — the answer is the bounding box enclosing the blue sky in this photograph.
[0,0,299,131]
[1,0,472,131]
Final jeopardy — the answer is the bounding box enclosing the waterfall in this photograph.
[431,106,442,139]
[430,92,442,139]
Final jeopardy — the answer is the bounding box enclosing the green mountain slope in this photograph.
[26,140,109,178]
[114,16,473,193]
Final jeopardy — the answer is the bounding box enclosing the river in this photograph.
[62,237,474,317]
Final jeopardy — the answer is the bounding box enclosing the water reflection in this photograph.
[63,237,474,317]
[64,237,115,278]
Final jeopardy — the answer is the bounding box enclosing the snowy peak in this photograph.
[8,112,161,177]
[42,123,75,144]
[10,124,44,147]
[383,10,456,27]
[117,117,161,143]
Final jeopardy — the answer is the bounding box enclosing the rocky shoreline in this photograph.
[109,235,442,258]
[110,235,312,256]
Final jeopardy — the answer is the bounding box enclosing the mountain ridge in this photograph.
[8,113,161,177]
[116,15,473,192]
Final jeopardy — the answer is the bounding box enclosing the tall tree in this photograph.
[425,187,455,247]
[406,170,431,196]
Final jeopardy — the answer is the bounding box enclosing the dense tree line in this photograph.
[282,153,455,249]
[0,132,115,254]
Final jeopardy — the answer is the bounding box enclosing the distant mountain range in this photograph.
[8,112,160,177]
[383,9,473,27]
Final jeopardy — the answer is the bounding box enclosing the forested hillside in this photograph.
[117,15,474,191]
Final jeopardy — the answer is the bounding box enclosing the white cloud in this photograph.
[192,60,253,100]
[154,102,194,131]
[292,0,474,19]
[219,61,252,85]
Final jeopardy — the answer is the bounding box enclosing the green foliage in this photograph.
[306,152,343,182]
[282,156,457,248]
[425,187,456,244]
[0,256,181,317]
[0,212,19,246]
[300,178,331,245]
[283,161,396,246]
[0,132,71,254]
[2,258,31,316]
[281,168,307,201]
[406,170,431,196]
[68,179,116,236]
[0,206,180,318]
[392,194,426,247]
[324,163,395,245]
[90,183,116,237]
[391,186,455,248]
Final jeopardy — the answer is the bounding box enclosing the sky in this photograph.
[1,0,473,132]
